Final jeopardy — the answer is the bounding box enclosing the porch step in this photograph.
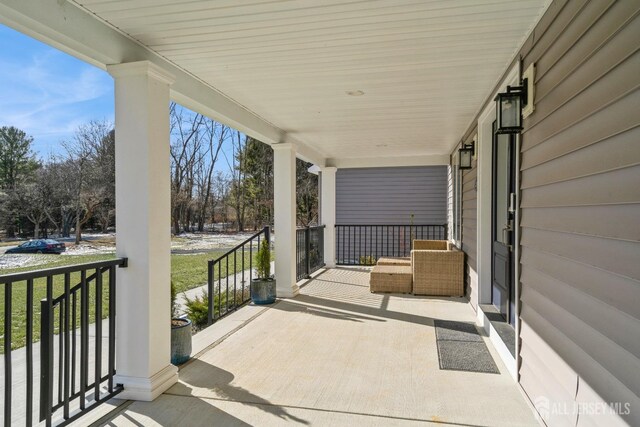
[369,265,412,293]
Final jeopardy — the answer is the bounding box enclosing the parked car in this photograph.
[5,239,66,254]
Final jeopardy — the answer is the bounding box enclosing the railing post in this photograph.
[443,223,449,240]
[207,261,214,325]
[264,225,270,246]
[305,227,311,278]
[39,299,53,425]
[4,282,12,425]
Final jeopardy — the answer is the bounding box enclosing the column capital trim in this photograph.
[321,166,338,173]
[271,142,297,152]
[107,61,175,85]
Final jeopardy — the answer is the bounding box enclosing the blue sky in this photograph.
[0,24,114,158]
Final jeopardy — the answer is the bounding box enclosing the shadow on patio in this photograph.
[100,268,538,426]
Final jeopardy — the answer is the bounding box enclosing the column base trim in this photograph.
[276,284,300,298]
[114,364,179,401]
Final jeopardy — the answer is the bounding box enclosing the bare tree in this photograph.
[62,120,113,244]
[170,102,205,234]
[226,131,249,231]
[194,119,227,231]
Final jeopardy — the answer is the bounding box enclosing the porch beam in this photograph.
[108,61,178,401]
[320,167,337,268]
[273,143,299,298]
[326,154,449,168]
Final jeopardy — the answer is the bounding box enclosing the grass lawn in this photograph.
[1,250,257,352]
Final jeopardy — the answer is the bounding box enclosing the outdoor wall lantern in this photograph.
[458,141,475,170]
[495,80,528,134]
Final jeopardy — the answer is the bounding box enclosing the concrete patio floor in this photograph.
[100,267,539,426]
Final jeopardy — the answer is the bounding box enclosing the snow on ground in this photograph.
[62,244,115,256]
[0,232,265,270]
[171,232,258,251]
[0,254,59,270]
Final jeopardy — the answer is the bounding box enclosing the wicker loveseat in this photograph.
[411,240,464,296]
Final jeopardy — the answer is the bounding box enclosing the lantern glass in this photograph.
[496,91,522,133]
[459,147,473,169]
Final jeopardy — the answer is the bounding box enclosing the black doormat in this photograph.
[434,320,499,374]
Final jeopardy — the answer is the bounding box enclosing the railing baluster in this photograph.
[369,226,372,263]
[4,281,12,425]
[217,262,222,321]
[58,300,64,405]
[63,273,70,418]
[233,251,237,310]
[26,279,34,426]
[207,261,214,325]
[242,245,246,302]
[80,269,88,410]
[386,226,389,258]
[108,266,116,393]
[95,268,103,401]
[304,227,311,277]
[358,224,362,264]
[72,290,77,396]
[225,257,229,314]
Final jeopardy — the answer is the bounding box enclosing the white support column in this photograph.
[320,167,337,268]
[273,143,299,298]
[107,61,178,401]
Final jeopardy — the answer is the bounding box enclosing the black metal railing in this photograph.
[296,225,326,281]
[207,227,269,325]
[1,258,127,427]
[335,224,448,265]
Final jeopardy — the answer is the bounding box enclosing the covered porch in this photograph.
[2,0,638,425]
[99,268,537,426]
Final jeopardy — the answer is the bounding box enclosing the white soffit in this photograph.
[72,0,548,162]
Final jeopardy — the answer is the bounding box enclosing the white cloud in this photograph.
[0,47,113,156]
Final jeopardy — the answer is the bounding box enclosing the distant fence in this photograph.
[335,224,448,265]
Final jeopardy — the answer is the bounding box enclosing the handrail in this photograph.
[0,258,128,284]
[209,228,268,263]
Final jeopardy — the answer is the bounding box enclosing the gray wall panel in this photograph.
[336,166,447,225]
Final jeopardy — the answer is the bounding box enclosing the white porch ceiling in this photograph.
[74,0,549,164]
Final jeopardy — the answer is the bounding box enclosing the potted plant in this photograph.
[170,282,192,365]
[251,238,276,304]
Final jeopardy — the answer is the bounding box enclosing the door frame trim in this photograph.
[476,62,521,379]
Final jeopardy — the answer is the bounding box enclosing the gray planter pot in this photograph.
[251,278,276,304]
[171,318,192,365]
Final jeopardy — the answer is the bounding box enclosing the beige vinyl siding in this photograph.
[518,0,640,426]
[460,131,478,307]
